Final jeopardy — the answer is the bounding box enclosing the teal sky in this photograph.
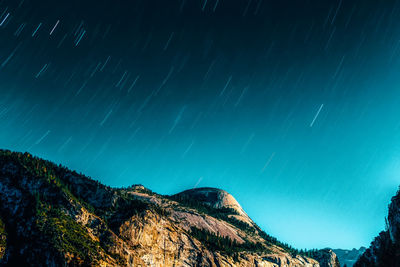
[1,0,400,249]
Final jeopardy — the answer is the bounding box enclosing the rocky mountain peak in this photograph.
[174,187,247,216]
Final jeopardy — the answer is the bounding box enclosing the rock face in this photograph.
[355,189,400,267]
[0,149,338,266]
[175,187,248,215]
[332,247,366,267]
[0,219,5,261]
[311,249,340,267]
[173,187,254,226]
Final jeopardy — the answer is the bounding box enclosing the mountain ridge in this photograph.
[0,149,339,266]
[171,187,254,227]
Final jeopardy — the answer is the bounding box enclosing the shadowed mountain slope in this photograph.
[355,188,400,267]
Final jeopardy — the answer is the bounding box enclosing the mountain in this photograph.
[173,187,254,226]
[0,149,339,266]
[355,188,400,266]
[332,248,366,267]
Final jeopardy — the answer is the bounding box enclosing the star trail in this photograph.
[1,0,400,249]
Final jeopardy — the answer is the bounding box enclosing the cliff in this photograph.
[311,249,340,267]
[355,188,400,266]
[0,149,338,266]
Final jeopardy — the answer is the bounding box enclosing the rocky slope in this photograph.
[355,188,400,267]
[332,247,366,267]
[0,149,338,266]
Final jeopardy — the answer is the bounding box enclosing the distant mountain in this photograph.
[0,149,339,266]
[355,188,400,266]
[332,247,366,267]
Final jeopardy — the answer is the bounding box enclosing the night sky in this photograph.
[1,0,400,249]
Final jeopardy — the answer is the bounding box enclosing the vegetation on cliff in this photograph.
[170,193,311,258]
[35,200,106,265]
[190,226,269,256]
[355,230,398,267]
